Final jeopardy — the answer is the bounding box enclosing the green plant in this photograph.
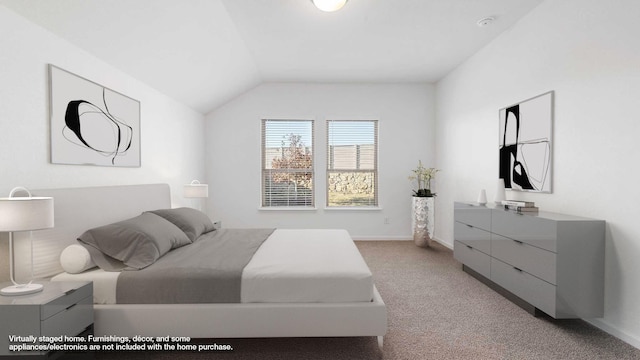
[408,160,439,197]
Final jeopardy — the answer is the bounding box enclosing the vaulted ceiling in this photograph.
[0,0,543,114]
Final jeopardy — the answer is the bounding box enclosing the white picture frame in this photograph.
[499,91,553,193]
[49,64,141,167]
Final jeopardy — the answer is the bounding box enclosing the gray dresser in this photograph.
[453,202,605,319]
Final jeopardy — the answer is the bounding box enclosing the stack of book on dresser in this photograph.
[501,200,539,213]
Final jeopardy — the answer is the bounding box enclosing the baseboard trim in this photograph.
[585,318,640,350]
[352,237,452,250]
[433,238,453,250]
[352,236,411,241]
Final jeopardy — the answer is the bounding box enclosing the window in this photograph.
[327,120,378,207]
[261,119,314,207]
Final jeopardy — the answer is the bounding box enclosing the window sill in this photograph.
[259,207,318,211]
[324,206,383,211]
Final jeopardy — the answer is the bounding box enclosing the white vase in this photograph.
[412,196,435,247]
[495,178,506,204]
[477,189,487,205]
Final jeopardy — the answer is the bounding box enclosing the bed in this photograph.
[18,184,386,348]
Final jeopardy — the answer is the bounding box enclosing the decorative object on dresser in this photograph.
[499,91,553,193]
[477,189,487,205]
[49,64,141,167]
[501,200,535,207]
[0,187,54,296]
[501,200,539,213]
[453,202,604,318]
[408,161,439,247]
[0,281,93,357]
[494,178,506,204]
[503,205,539,213]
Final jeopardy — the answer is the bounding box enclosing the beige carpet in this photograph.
[91,240,640,360]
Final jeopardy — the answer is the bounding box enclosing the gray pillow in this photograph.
[147,207,215,241]
[78,212,191,271]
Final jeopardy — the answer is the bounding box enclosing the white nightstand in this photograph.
[0,281,93,358]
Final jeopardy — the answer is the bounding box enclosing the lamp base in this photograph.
[0,283,43,296]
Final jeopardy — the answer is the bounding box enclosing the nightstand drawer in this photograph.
[41,296,93,337]
[454,221,491,254]
[491,258,556,316]
[41,282,92,320]
[1,281,94,357]
[491,209,557,252]
[454,241,491,279]
[491,233,557,284]
[454,202,491,231]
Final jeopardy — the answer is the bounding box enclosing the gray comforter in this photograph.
[116,228,274,304]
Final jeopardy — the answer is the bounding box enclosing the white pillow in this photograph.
[60,244,96,274]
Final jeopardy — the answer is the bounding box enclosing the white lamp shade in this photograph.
[312,0,348,12]
[0,197,54,231]
[184,183,209,198]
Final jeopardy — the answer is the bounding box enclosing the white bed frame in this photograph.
[22,184,387,348]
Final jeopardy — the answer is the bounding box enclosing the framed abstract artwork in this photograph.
[499,91,553,193]
[49,64,141,167]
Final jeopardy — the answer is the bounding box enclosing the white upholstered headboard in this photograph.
[14,184,171,280]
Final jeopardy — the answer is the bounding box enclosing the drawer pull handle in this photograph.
[64,289,77,295]
[65,303,77,311]
[513,240,524,245]
[466,245,473,250]
[465,224,473,228]
[513,267,523,272]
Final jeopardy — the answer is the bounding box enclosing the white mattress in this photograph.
[52,229,373,304]
[52,268,119,304]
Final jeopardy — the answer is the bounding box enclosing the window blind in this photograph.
[327,120,378,207]
[261,119,314,207]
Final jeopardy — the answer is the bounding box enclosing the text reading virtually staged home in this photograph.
[0,0,639,359]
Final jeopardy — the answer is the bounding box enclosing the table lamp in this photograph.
[183,180,209,198]
[184,180,208,212]
[0,187,54,296]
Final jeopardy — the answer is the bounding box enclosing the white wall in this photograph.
[435,0,640,348]
[205,82,435,239]
[0,6,206,281]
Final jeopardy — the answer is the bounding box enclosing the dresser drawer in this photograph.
[491,209,557,252]
[454,221,491,254]
[41,282,93,320]
[454,202,491,231]
[491,233,557,284]
[454,241,491,279]
[41,296,93,337]
[491,258,556,317]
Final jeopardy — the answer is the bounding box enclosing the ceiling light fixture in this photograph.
[312,0,348,12]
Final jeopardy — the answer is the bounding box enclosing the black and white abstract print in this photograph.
[499,91,553,193]
[49,65,140,167]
